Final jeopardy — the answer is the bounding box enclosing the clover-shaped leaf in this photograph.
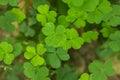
[36,5,57,26]
[42,22,55,36]
[87,0,112,24]
[107,5,120,26]
[45,47,70,68]
[11,8,26,23]
[0,11,16,33]
[13,43,23,57]
[0,42,14,64]
[107,31,120,52]
[0,0,20,6]
[66,9,87,27]
[79,73,92,80]
[63,28,84,50]
[24,44,46,66]
[24,62,50,80]
[82,31,99,43]
[43,22,66,48]
[88,60,115,80]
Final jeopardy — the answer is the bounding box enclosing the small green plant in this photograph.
[0,0,119,80]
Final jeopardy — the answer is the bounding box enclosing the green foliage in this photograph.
[0,42,14,64]
[11,8,26,23]
[88,60,115,80]
[0,0,20,6]
[0,0,119,80]
[42,22,84,50]
[24,62,50,80]
[0,11,16,33]
[82,31,99,43]
[45,47,70,68]
[97,31,120,58]
[56,65,78,80]
[24,44,46,66]
[6,63,23,80]
[79,73,92,80]
[36,5,57,26]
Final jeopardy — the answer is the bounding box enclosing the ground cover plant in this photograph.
[0,0,120,80]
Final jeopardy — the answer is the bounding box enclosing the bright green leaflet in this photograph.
[24,62,50,80]
[82,0,99,12]
[24,44,46,66]
[11,8,26,23]
[36,5,57,26]
[66,9,87,27]
[79,73,92,80]
[58,15,70,27]
[82,31,99,43]
[0,42,14,64]
[43,22,66,48]
[63,28,84,50]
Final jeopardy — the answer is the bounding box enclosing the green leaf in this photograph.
[56,65,78,80]
[98,0,112,13]
[103,61,115,76]
[45,25,66,48]
[0,11,16,33]
[11,8,26,23]
[24,46,36,59]
[79,73,92,80]
[57,48,70,61]
[82,31,99,43]
[83,0,99,12]
[89,60,103,73]
[71,0,84,7]
[64,28,84,49]
[0,42,13,53]
[0,0,20,6]
[31,55,45,66]
[37,5,49,14]
[36,14,47,26]
[42,22,55,36]
[47,11,57,23]
[24,62,36,78]
[58,15,69,27]
[4,54,14,64]
[92,71,107,80]
[88,60,115,80]
[24,62,50,80]
[108,31,120,52]
[0,49,4,61]
[37,44,46,55]
[45,52,61,68]
[36,5,57,26]
[108,5,120,26]
[13,43,23,57]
